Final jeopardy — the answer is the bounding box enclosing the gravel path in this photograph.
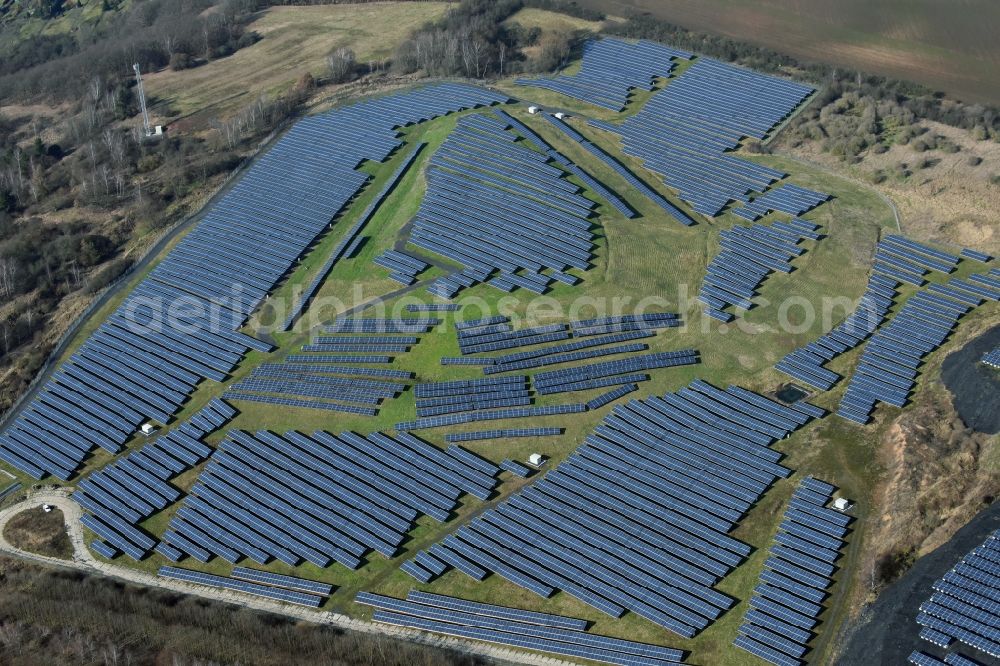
[0,490,581,666]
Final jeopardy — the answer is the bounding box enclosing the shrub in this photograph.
[327,47,357,84]
[85,258,133,294]
[876,547,917,585]
[78,234,115,266]
[169,52,194,71]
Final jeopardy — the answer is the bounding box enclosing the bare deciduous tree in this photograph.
[327,47,356,84]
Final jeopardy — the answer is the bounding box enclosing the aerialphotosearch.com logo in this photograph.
[115,280,881,339]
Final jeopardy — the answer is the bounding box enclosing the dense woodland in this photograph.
[0,556,480,666]
[0,0,313,411]
[391,0,587,78]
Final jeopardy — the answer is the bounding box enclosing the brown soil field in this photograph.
[576,0,1000,104]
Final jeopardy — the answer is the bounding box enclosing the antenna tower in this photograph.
[133,63,152,137]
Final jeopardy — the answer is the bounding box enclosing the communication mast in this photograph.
[133,63,152,137]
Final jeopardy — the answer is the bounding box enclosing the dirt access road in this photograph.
[0,489,579,666]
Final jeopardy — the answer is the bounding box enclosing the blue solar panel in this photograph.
[516,37,689,112]
[731,476,847,656]
[151,430,501,566]
[159,566,323,607]
[1,83,508,480]
[400,381,825,640]
[445,428,562,442]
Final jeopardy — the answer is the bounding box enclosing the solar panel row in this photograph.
[733,477,849,665]
[485,109,635,218]
[72,402,233,560]
[837,264,997,424]
[395,403,589,431]
[445,428,563,442]
[236,313,432,413]
[403,381,818,638]
[733,185,831,221]
[588,57,816,218]
[499,459,533,478]
[358,590,685,665]
[516,37,690,112]
[0,83,508,480]
[159,430,499,566]
[543,113,694,225]
[532,350,699,395]
[283,142,427,330]
[159,566,324,607]
[324,317,442,333]
[407,112,598,299]
[414,375,528,398]
[914,528,1000,658]
[230,566,333,596]
[479,329,656,374]
[700,220,823,319]
[406,303,460,312]
[776,269,899,390]
[374,249,430,285]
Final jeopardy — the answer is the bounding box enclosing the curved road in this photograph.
[0,490,578,666]
[775,152,902,232]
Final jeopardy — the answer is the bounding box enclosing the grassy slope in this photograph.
[143,3,449,122]
[2,0,125,39]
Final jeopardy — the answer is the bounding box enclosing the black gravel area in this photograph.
[837,501,1000,666]
[941,324,1000,435]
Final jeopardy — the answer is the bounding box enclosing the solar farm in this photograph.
[907,530,1000,665]
[0,35,997,666]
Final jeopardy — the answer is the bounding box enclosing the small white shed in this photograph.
[140,423,157,436]
[833,497,853,512]
[527,105,540,114]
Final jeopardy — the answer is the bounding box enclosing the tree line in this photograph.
[0,0,261,102]
[0,556,482,666]
[391,0,586,79]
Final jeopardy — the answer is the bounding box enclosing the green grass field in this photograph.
[15,70,996,666]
